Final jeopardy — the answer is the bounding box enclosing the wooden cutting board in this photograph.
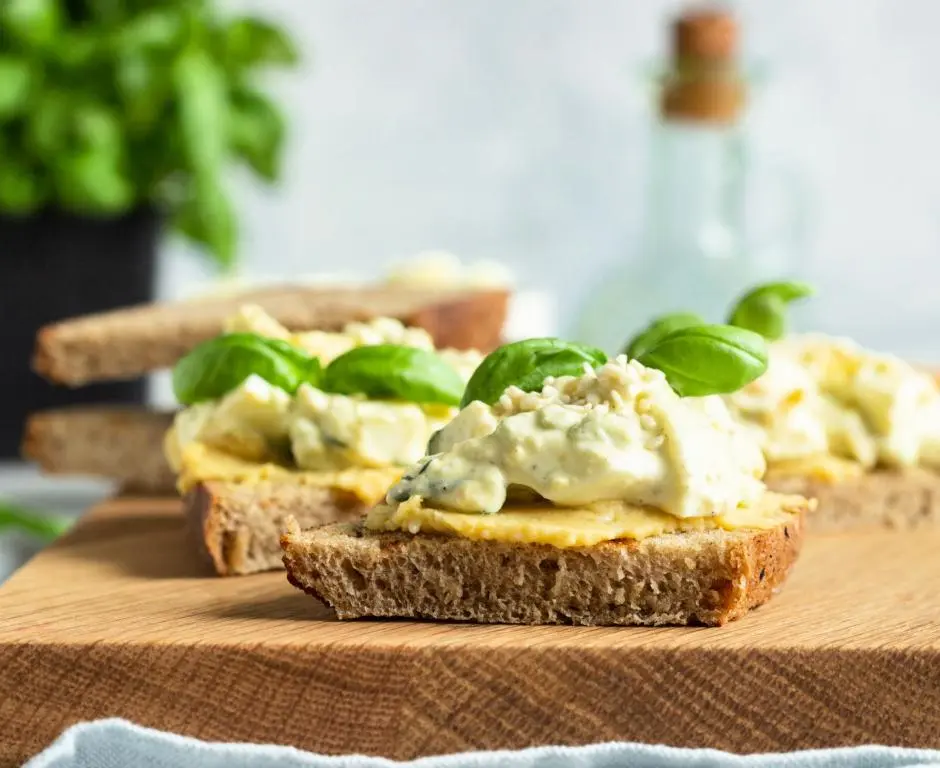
[1,497,939,767]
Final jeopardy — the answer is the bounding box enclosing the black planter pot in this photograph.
[0,208,159,458]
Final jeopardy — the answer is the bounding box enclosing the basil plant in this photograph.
[0,0,299,267]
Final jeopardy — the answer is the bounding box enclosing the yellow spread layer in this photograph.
[177,442,402,504]
[766,453,864,484]
[365,493,803,548]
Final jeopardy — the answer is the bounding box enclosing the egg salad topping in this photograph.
[380,356,766,521]
[726,333,940,470]
[165,306,482,475]
[225,304,439,361]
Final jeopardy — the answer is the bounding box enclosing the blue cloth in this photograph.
[23,719,940,768]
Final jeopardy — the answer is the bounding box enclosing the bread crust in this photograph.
[185,481,370,576]
[33,286,509,386]
[281,495,807,627]
[766,467,940,532]
[22,407,176,494]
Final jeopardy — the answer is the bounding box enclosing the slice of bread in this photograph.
[22,407,176,494]
[33,286,509,386]
[186,481,370,576]
[767,467,940,533]
[280,493,808,626]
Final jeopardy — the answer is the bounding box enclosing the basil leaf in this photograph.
[218,18,300,69]
[172,333,321,405]
[637,324,768,397]
[173,49,227,182]
[55,149,133,214]
[229,88,284,182]
[1,0,60,49]
[174,177,238,268]
[322,345,464,407]
[0,57,33,120]
[461,338,608,408]
[728,281,814,341]
[55,30,102,68]
[26,90,69,157]
[117,53,171,130]
[0,502,71,541]
[115,9,183,52]
[0,157,45,213]
[624,311,705,359]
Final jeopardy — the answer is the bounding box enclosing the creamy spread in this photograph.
[166,306,483,477]
[167,374,292,468]
[174,441,401,502]
[225,304,439,362]
[726,333,940,471]
[290,385,453,470]
[379,356,766,523]
[366,492,801,548]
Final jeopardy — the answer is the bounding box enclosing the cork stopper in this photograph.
[672,7,737,65]
[660,5,744,124]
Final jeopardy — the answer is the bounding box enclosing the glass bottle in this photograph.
[572,7,806,354]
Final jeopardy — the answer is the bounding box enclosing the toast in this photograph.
[22,407,176,494]
[767,467,940,532]
[280,493,808,627]
[33,286,509,386]
[186,481,370,575]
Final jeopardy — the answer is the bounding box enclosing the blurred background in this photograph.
[3,0,940,572]
[164,0,940,361]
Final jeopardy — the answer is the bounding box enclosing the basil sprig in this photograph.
[0,502,72,541]
[173,336,463,407]
[636,324,768,396]
[624,311,704,360]
[172,333,322,405]
[727,281,814,341]
[321,345,464,406]
[461,338,608,408]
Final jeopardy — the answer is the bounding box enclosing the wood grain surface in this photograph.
[1,497,939,766]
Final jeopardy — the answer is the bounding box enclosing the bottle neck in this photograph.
[659,70,745,125]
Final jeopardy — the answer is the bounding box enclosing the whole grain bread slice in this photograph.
[280,493,808,627]
[186,481,370,576]
[34,286,509,386]
[22,407,176,494]
[767,467,940,533]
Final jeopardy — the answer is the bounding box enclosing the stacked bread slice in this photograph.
[25,286,510,495]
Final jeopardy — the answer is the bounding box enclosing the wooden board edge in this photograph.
[1,642,939,765]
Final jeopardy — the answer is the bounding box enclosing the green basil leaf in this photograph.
[117,53,171,130]
[219,18,300,69]
[73,102,123,154]
[1,0,60,48]
[0,158,45,213]
[26,91,70,157]
[173,178,238,268]
[115,9,183,51]
[727,281,814,341]
[0,502,72,541]
[0,57,33,120]
[461,338,608,408]
[55,31,102,68]
[637,324,768,397]
[173,48,227,180]
[322,345,464,406]
[55,150,133,214]
[229,88,284,182]
[172,333,321,405]
[624,311,705,360]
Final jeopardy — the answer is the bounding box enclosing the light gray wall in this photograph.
[159,0,940,361]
